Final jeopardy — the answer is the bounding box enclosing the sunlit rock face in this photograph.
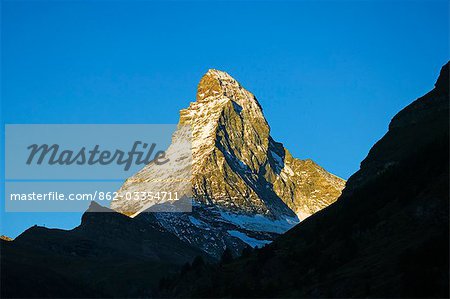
[111,69,345,257]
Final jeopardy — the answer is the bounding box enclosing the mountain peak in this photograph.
[113,70,345,220]
[111,70,345,257]
[197,68,240,102]
[205,68,233,79]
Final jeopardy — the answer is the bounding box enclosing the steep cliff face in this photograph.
[112,69,344,220]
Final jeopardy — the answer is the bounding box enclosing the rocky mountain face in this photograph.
[160,62,449,298]
[111,69,345,257]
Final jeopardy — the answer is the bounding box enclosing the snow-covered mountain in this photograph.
[111,69,345,257]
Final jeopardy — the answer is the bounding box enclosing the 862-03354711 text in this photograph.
[9,191,179,202]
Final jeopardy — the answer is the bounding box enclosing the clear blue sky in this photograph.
[1,0,449,238]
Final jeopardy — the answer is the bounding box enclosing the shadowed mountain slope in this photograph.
[1,202,209,298]
[159,62,449,298]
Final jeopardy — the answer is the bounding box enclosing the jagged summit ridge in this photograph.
[196,69,258,104]
[112,69,345,221]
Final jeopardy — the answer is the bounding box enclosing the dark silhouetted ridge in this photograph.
[159,62,449,298]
